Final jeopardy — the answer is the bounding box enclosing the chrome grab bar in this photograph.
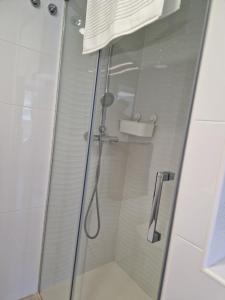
[147,171,175,243]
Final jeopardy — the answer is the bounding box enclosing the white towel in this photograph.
[83,0,181,54]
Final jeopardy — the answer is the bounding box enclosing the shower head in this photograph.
[100,92,115,108]
[99,92,115,134]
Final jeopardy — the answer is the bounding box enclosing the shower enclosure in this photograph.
[39,0,210,300]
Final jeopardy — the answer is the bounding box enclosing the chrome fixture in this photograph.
[71,16,85,35]
[84,47,114,240]
[30,0,40,8]
[147,172,175,243]
[99,92,115,135]
[48,3,57,16]
[84,132,119,144]
[71,16,83,28]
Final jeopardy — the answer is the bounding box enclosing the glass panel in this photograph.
[72,1,210,300]
[39,1,99,299]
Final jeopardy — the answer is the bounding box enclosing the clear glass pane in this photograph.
[39,1,99,299]
[72,1,210,300]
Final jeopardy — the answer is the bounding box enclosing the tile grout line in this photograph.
[176,233,204,252]
[0,99,56,113]
[0,36,57,57]
[195,119,225,124]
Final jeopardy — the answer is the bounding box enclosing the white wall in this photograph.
[161,0,225,299]
[0,0,64,299]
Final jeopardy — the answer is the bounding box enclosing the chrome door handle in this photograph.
[147,171,175,243]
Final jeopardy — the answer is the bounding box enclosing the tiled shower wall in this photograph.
[0,1,64,299]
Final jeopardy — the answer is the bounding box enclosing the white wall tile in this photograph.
[0,40,58,110]
[0,0,24,46]
[0,0,64,55]
[206,168,225,266]
[174,121,225,249]
[0,208,45,300]
[0,0,63,299]
[20,0,64,55]
[14,45,58,110]
[193,0,225,121]
[0,103,54,212]
[161,236,224,300]
[0,40,17,104]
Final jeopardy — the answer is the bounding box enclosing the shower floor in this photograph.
[41,262,150,300]
[74,262,150,300]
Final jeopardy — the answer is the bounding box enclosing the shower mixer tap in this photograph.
[84,90,118,144]
[83,132,119,144]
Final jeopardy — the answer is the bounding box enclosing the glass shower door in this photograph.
[71,1,210,300]
[39,0,100,299]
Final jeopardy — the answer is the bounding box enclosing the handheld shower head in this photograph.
[99,92,115,134]
[101,92,114,108]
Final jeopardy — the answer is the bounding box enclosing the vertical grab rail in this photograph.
[147,172,175,243]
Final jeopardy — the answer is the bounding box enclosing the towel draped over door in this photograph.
[83,0,181,54]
